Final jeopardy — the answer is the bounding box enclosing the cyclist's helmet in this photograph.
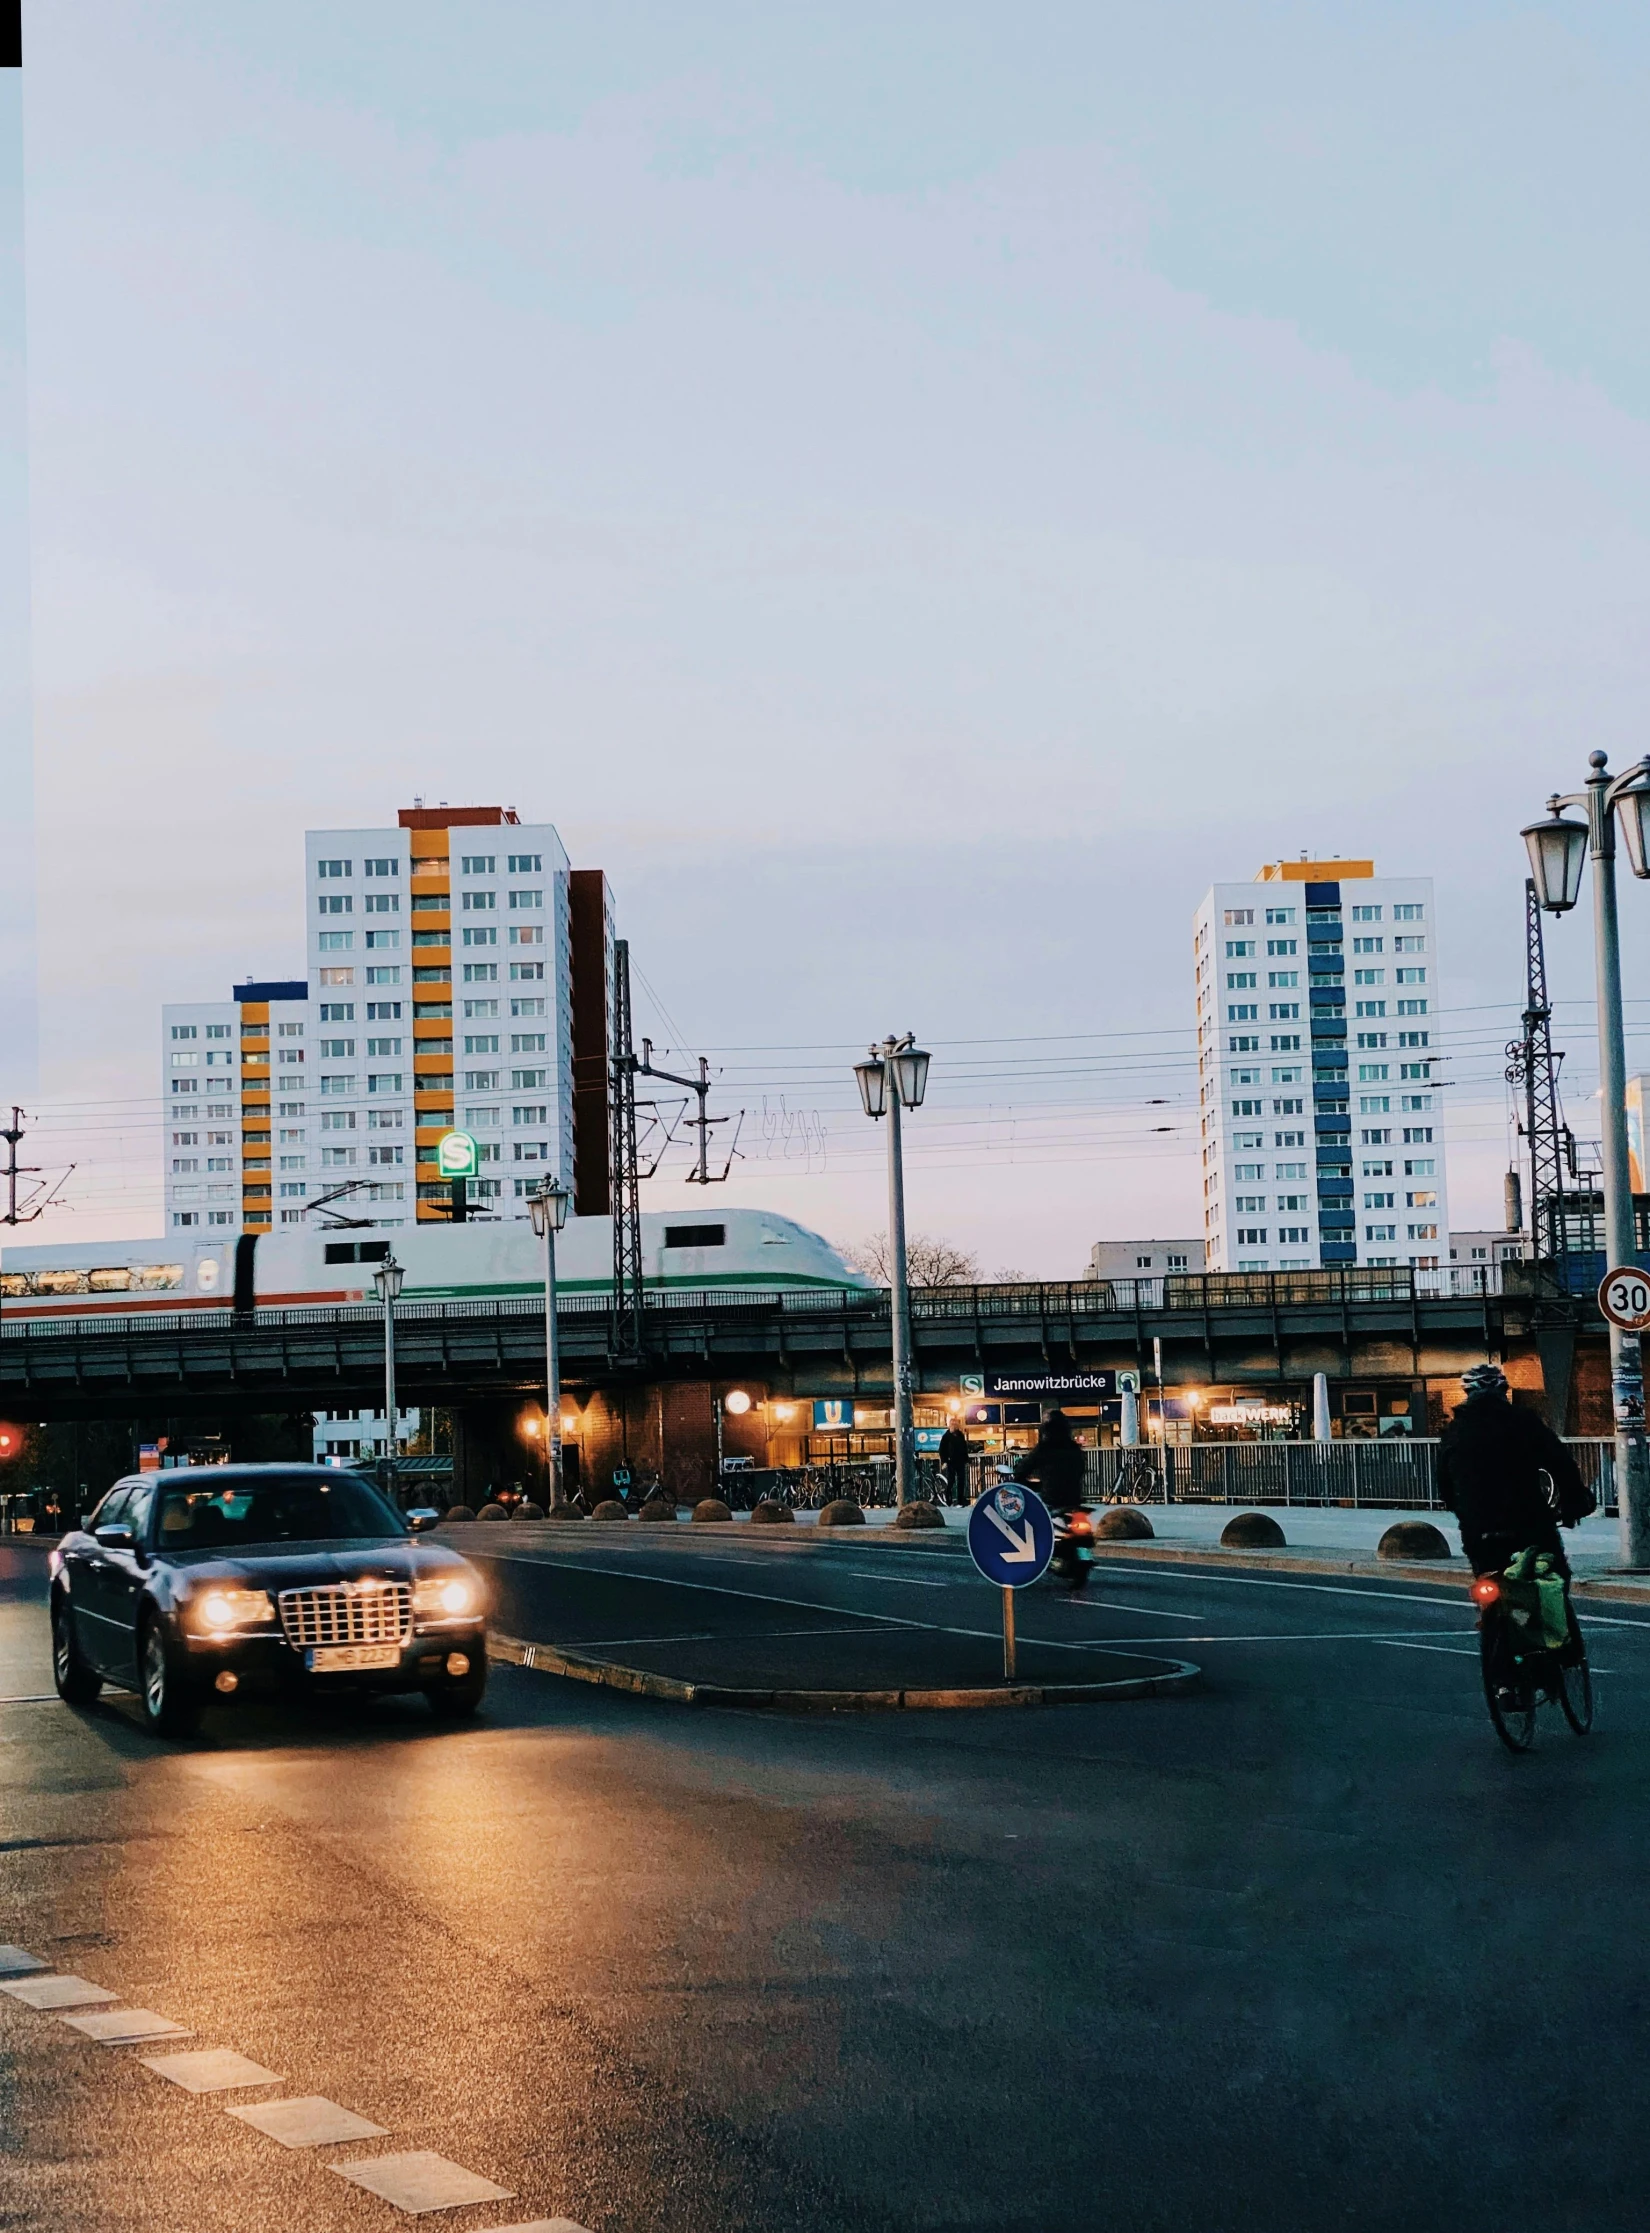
[1461,1362,1509,1399]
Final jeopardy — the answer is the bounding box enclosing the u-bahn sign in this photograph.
[1599,1266,1650,1333]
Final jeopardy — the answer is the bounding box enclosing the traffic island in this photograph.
[489,1625,1198,1710]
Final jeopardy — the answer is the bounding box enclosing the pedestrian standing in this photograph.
[938,1423,971,1505]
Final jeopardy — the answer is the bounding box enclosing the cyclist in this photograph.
[1012,1409,1086,1515]
[1439,1362,1589,1695]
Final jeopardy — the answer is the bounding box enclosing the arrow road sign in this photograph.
[967,1482,1054,1589]
[1599,1265,1650,1333]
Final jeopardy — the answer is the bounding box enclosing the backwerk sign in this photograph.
[982,1370,1117,1399]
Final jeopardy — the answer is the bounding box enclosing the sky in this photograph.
[11,1,1650,1270]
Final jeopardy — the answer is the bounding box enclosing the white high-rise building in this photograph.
[1194,859,1448,1273]
[162,805,606,1236]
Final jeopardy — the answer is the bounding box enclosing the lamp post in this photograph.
[853,1033,932,1507]
[371,1254,405,1504]
[527,1176,572,1506]
[1523,751,1650,1565]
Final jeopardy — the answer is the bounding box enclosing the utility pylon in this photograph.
[1,1108,70,1228]
[637,1040,742,1184]
[1505,879,1574,1276]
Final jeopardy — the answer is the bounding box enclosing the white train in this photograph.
[0,1208,871,1318]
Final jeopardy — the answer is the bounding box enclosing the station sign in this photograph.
[982,1370,1117,1398]
[813,1399,852,1430]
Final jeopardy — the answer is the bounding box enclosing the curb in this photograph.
[488,1630,1201,1711]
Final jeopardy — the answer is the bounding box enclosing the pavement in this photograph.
[8,1528,1650,2231]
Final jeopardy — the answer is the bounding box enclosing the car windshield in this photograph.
[154,1473,407,1550]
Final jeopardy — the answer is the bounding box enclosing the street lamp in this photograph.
[371,1254,405,1503]
[1522,750,1650,1565]
[853,1032,931,1507]
[527,1176,571,1505]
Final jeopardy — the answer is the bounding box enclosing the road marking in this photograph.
[228,2095,388,2148]
[0,1946,46,1976]
[139,2048,282,2094]
[1080,1628,1481,1647]
[61,2007,191,2044]
[1373,1639,1481,1658]
[329,2150,514,2210]
[831,1567,950,1588]
[1,1974,119,2010]
[1096,1562,1486,1611]
[1066,1598,1208,1621]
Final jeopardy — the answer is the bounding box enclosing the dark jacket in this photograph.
[937,1428,970,1473]
[1437,1395,1586,1557]
[1013,1430,1086,1512]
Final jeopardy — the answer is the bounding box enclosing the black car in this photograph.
[48,1464,487,1736]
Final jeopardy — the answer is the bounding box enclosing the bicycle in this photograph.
[1472,1560,1593,1754]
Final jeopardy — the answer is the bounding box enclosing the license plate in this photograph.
[307,1644,401,1673]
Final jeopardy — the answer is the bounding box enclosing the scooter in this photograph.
[1050,1508,1097,1591]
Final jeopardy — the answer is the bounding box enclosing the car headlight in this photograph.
[413,1574,475,1618]
[195,1588,275,1632]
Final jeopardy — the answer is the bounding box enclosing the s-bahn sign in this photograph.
[982,1370,1116,1398]
[435,1129,479,1180]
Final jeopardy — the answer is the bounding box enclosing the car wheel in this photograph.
[137,1614,200,1739]
[51,1592,102,1705]
[426,1644,486,1719]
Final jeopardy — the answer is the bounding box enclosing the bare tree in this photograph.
[845,1231,981,1288]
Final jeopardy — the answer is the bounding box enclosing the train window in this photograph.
[323,1241,393,1265]
[663,1224,726,1250]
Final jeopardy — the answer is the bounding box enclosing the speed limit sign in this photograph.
[1598,1266,1650,1332]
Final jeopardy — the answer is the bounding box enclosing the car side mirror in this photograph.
[94,1524,136,1551]
[406,1507,441,1532]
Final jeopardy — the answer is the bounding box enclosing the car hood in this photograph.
[156,1538,475,1592]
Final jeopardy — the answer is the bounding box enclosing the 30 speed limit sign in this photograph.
[1598,1266,1650,1332]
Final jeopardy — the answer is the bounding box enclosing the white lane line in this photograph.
[329,2152,514,2210]
[1096,1562,1491,1612]
[1065,1598,1208,1622]
[228,2095,388,2149]
[61,2008,191,2044]
[1374,1639,1481,1658]
[479,1549,1190,1666]
[1,1974,119,2010]
[830,1568,950,1588]
[0,1694,59,1705]
[1074,1629,1480,1647]
[139,2049,282,2094]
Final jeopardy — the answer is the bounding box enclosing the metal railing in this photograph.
[1073,1437,1615,1512]
[0,1262,1544,1346]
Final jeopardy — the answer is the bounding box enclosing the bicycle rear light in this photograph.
[1470,1577,1501,1606]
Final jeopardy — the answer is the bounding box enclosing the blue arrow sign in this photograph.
[967,1482,1054,1589]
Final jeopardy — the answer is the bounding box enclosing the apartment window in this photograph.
[279,1154,305,1171]
[464,1069,501,1090]
[510,961,545,982]
[1398,1031,1429,1050]
[1232,1098,1261,1116]
[368,1144,404,1166]
[1401,1093,1434,1112]
[463,962,499,983]
[277,1101,304,1118]
[171,1211,200,1228]
[1266,939,1297,956]
[1227,972,1257,990]
[319,966,354,987]
[1351,904,1381,922]
[170,1051,199,1069]
[1226,940,1255,958]
[1264,907,1295,926]
[462,926,498,946]
[1360,1094,1392,1114]
[367,1108,404,1129]
[1355,1000,1386,1018]
[1223,909,1255,926]
[464,1032,499,1053]
[205,1023,231,1039]
[1270,1034,1300,1052]
[279,1181,307,1199]
[365,892,399,914]
[1396,967,1427,984]
[1362,1159,1394,1176]
[1236,1227,1267,1244]
[1408,1222,1439,1241]
[317,859,351,878]
[462,890,496,912]
[1393,934,1426,953]
[170,1024,198,1041]
[1397,997,1428,1016]
[510,996,546,1018]
[1269,1002,1300,1021]
[1271,1066,1300,1084]
[1267,972,1299,991]
[463,1000,500,1021]
[318,931,353,951]
[463,1105,502,1127]
[1353,967,1384,985]
[1235,1194,1265,1212]
[508,888,543,909]
[1228,1003,1259,1022]
[320,1038,355,1057]
[460,853,496,874]
[1403,1126,1434,1144]
[513,1104,549,1124]
[366,1037,401,1057]
[1229,1036,1260,1054]
[507,852,541,873]
[1364,1191,1396,1208]
[367,1073,403,1095]
[1407,1190,1438,1209]
[1358,1063,1390,1082]
[366,965,401,985]
[277,1047,305,1065]
[365,1001,401,1021]
[1352,936,1383,954]
[171,1156,199,1173]
[364,857,399,877]
[171,1078,199,1095]
[320,1076,356,1097]
[511,1032,546,1053]
[1393,903,1424,921]
[1357,1032,1387,1050]
[1405,1158,1436,1177]
[322,1145,356,1167]
[508,925,544,946]
[1366,1222,1397,1241]
[319,894,352,915]
[512,1140,552,1162]
[1273,1097,1303,1114]
[208,1210,234,1227]
[365,930,400,950]
[171,1130,199,1147]
[1278,1225,1309,1244]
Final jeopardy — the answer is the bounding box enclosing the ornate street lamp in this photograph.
[852,1033,932,1507]
[527,1177,572,1505]
[1524,751,1650,1564]
[371,1254,405,1501]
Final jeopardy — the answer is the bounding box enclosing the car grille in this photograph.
[277,1582,411,1650]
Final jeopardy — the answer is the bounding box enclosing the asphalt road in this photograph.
[5,1526,1650,2233]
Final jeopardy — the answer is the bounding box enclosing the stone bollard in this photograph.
[750,1500,796,1524]
[476,1502,509,1522]
[893,1501,945,1530]
[818,1498,866,1527]
[692,1497,733,1523]
[1093,1507,1154,1540]
[1221,1511,1286,1549]
[592,1498,630,1521]
[515,1500,546,1521]
[638,1496,676,1523]
[1377,1520,1452,1560]
[443,1505,476,1523]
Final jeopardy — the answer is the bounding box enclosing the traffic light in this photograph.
[0,1423,24,1461]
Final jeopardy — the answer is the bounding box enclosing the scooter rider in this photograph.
[1012,1410,1086,1515]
